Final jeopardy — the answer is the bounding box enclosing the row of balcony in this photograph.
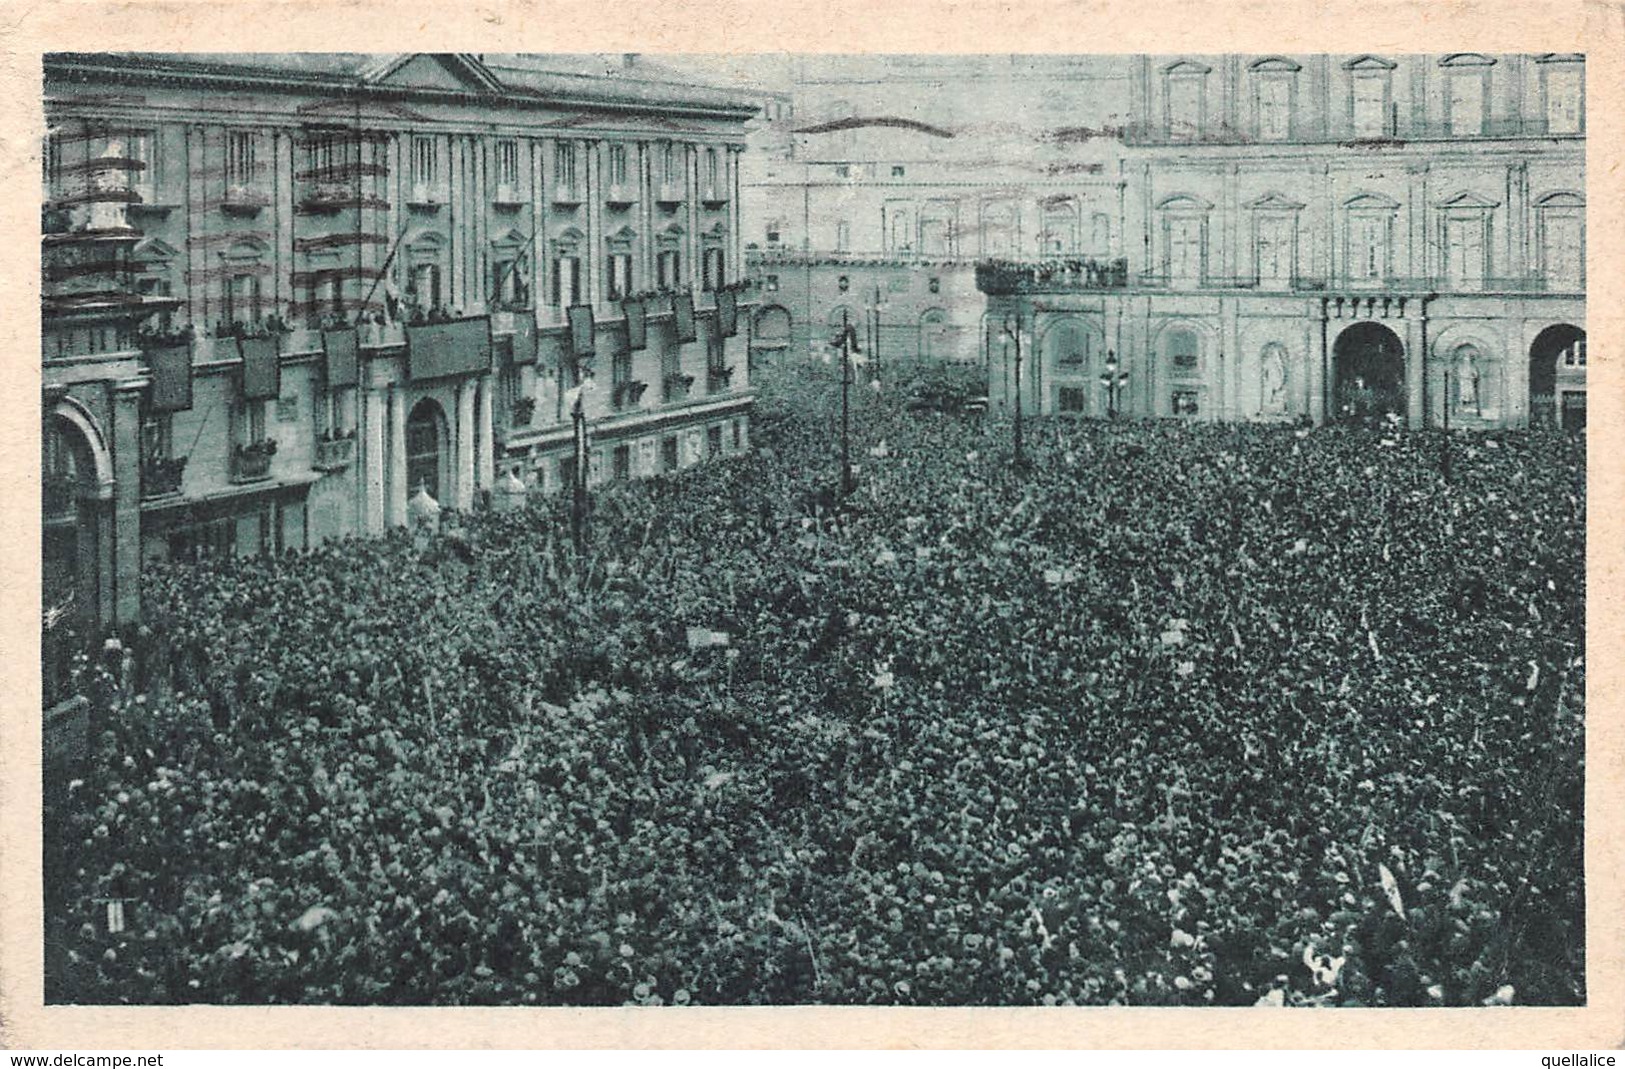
[1120,115,1583,147]
[109,179,732,217]
[976,262,1583,296]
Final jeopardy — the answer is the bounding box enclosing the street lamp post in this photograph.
[1100,350,1130,419]
[868,284,887,383]
[1002,311,1026,468]
[832,309,861,495]
[570,387,589,553]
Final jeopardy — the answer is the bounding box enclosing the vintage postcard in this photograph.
[1,0,1620,1052]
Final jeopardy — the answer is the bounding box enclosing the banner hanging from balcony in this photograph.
[510,312,537,366]
[323,329,359,388]
[147,344,193,413]
[717,288,739,338]
[238,336,282,402]
[623,297,648,351]
[674,292,698,343]
[567,304,596,358]
[406,317,493,381]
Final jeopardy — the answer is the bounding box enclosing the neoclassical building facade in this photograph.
[42,52,757,629]
[981,52,1586,431]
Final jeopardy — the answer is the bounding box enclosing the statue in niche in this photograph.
[1261,345,1289,414]
[1455,346,1482,413]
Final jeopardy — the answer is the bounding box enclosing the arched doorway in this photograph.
[406,399,448,503]
[1528,324,1585,430]
[1333,322,1406,421]
[43,413,106,700]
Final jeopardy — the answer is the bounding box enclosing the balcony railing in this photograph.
[313,435,355,472]
[231,440,277,483]
[222,184,271,215]
[612,380,648,409]
[975,258,1130,294]
[1121,115,1581,148]
[361,321,407,349]
[141,456,187,498]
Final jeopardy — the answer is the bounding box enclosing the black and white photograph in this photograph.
[22,23,1604,1042]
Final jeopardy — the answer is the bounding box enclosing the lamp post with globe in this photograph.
[1100,350,1130,419]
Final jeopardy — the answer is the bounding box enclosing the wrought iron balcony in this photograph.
[975,258,1131,295]
[141,456,187,498]
[313,435,355,472]
[230,439,277,483]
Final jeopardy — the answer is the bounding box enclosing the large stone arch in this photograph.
[1331,320,1406,421]
[1152,317,1218,417]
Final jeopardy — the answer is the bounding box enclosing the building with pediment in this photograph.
[980,53,1586,431]
[741,56,1135,372]
[41,52,758,637]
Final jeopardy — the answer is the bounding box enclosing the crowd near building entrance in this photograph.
[1528,324,1587,431]
[1333,322,1407,421]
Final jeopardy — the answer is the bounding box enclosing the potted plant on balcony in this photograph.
[707,364,735,391]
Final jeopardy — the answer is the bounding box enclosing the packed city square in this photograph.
[46,363,1585,1007]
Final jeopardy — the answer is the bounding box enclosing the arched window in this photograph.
[919,308,950,361]
[1047,319,1091,371]
[919,202,955,255]
[1163,60,1211,141]
[982,201,1017,257]
[1248,57,1301,141]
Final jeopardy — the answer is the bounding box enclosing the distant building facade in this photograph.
[981,53,1587,431]
[742,56,1134,370]
[42,52,757,630]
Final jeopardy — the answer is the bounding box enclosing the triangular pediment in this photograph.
[490,226,528,246]
[362,54,502,94]
[1247,191,1306,211]
[1343,54,1397,71]
[1436,190,1500,209]
[133,237,180,260]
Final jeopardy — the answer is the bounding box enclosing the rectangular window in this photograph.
[835,165,851,179]
[226,272,262,327]
[226,130,256,187]
[496,139,520,190]
[765,274,780,293]
[1444,216,1488,286]
[657,250,681,290]
[555,142,576,191]
[609,143,628,187]
[1542,211,1583,289]
[661,435,679,472]
[141,413,173,462]
[1546,65,1583,134]
[705,147,720,191]
[306,133,337,182]
[702,248,725,291]
[835,220,851,252]
[1256,77,1291,140]
[1352,75,1389,138]
[1255,216,1293,283]
[766,220,781,244]
[1059,387,1087,413]
[551,255,580,307]
[612,347,632,388]
[891,165,906,177]
[662,143,678,185]
[44,130,62,200]
[1168,76,1203,140]
[1449,75,1485,136]
[412,136,437,190]
[607,252,633,301]
[412,263,441,310]
[707,424,723,458]
[241,400,268,446]
[613,444,632,480]
[127,130,155,201]
[1350,214,1390,280]
[1166,217,1203,280]
[1172,389,1201,416]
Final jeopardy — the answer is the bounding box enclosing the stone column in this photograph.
[455,378,476,510]
[388,384,407,525]
[110,382,145,624]
[475,376,494,491]
[365,386,386,534]
[1404,307,1425,428]
[1311,298,1328,424]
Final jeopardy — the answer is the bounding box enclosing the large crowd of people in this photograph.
[44,363,1586,1007]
